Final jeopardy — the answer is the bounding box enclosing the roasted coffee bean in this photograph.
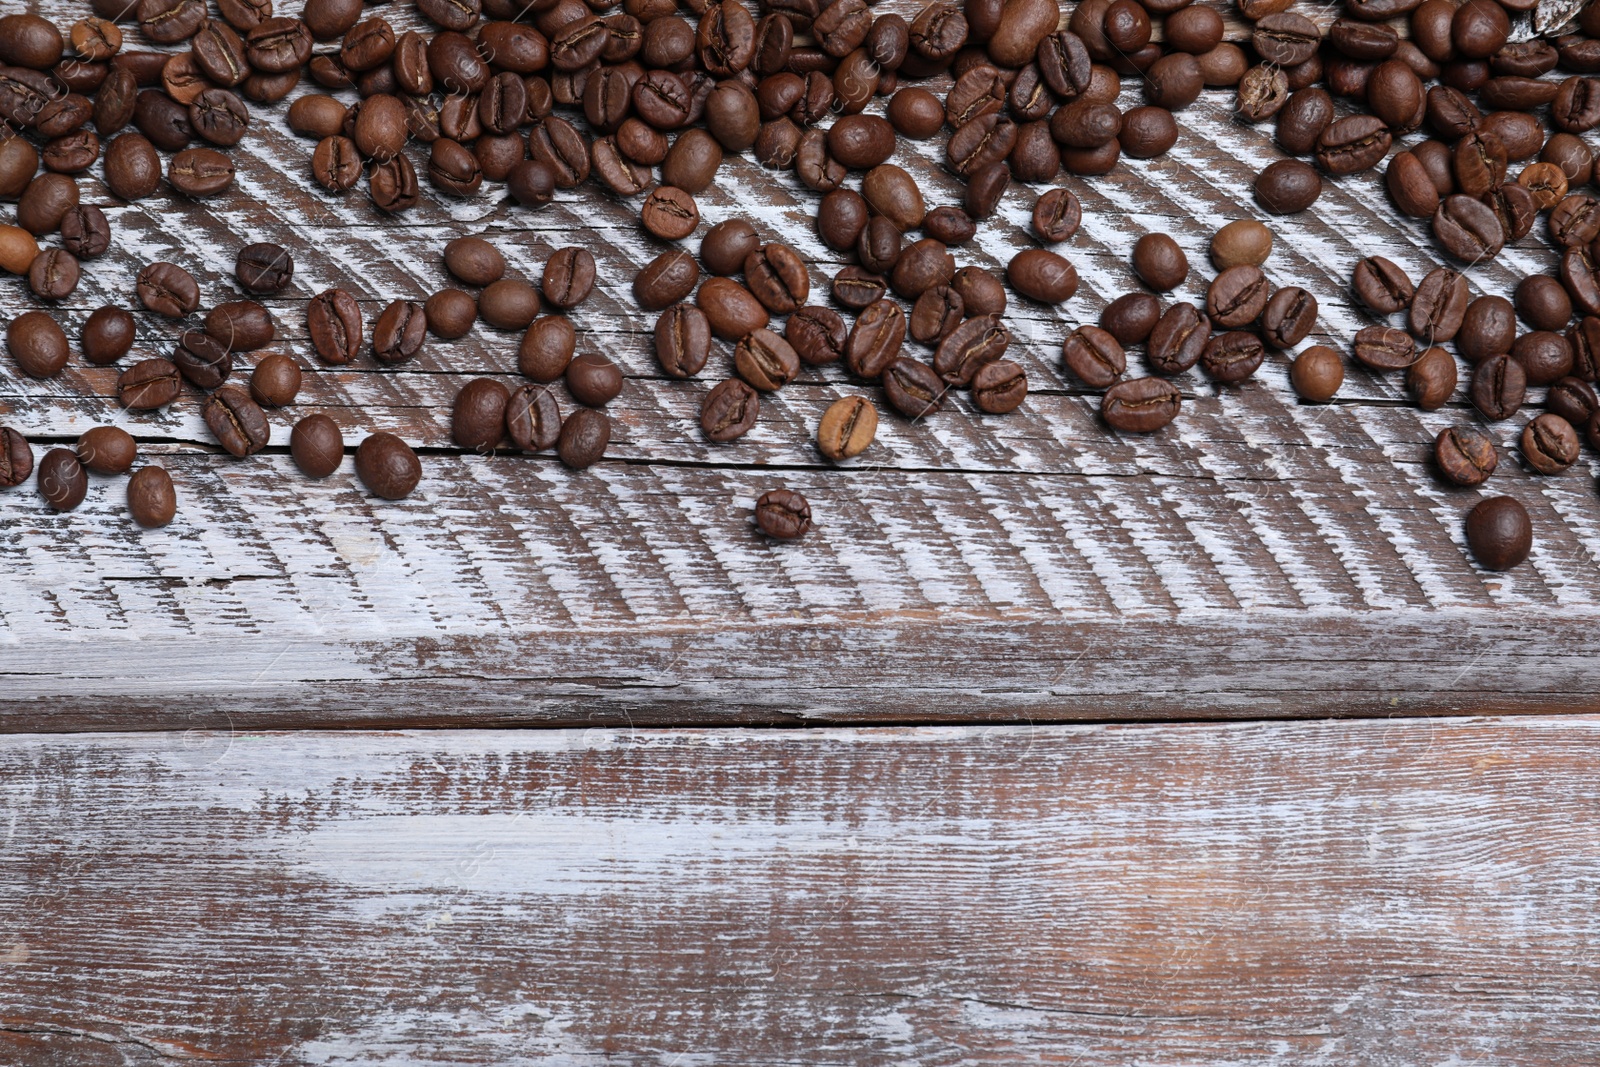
[1206,265,1269,328]
[136,261,199,318]
[1551,194,1600,249]
[479,279,540,331]
[1316,114,1392,175]
[429,137,484,195]
[702,218,762,275]
[566,353,623,408]
[0,426,34,488]
[190,301,269,360]
[58,205,109,259]
[1276,87,1333,155]
[921,205,976,246]
[950,266,1006,318]
[37,448,87,512]
[910,285,963,344]
[1410,268,1470,342]
[1007,248,1077,304]
[1547,376,1599,427]
[307,134,359,191]
[543,247,597,309]
[173,330,234,389]
[1100,293,1160,346]
[744,243,809,313]
[1572,317,1600,381]
[696,277,769,341]
[1470,354,1527,420]
[1387,151,1440,218]
[662,127,723,191]
[1201,330,1265,383]
[168,146,236,196]
[444,235,505,287]
[855,216,902,276]
[28,248,79,301]
[1481,182,1536,244]
[356,431,421,498]
[1521,412,1579,474]
[1255,159,1321,214]
[1512,330,1573,386]
[425,289,477,340]
[1062,325,1125,388]
[286,413,342,479]
[1261,286,1318,348]
[505,384,561,453]
[754,488,811,539]
[452,378,510,452]
[1290,345,1344,402]
[1465,495,1531,570]
[119,357,182,410]
[1032,187,1081,243]
[733,329,801,392]
[76,425,137,477]
[934,313,1009,386]
[8,311,69,378]
[1210,219,1272,269]
[881,356,944,419]
[519,315,577,381]
[373,300,427,364]
[888,86,944,137]
[861,163,924,231]
[1562,247,1600,317]
[82,305,136,365]
[43,130,100,176]
[369,153,420,213]
[832,266,888,310]
[1434,424,1497,486]
[640,186,699,241]
[1513,276,1571,333]
[816,394,876,459]
[235,242,293,294]
[1433,194,1504,261]
[634,249,698,311]
[308,288,362,364]
[1120,105,1179,158]
[1458,295,1515,363]
[1147,302,1210,375]
[1353,256,1414,314]
[1102,376,1181,433]
[246,352,299,408]
[17,173,78,236]
[787,305,847,366]
[701,377,760,442]
[846,298,907,380]
[1132,233,1187,292]
[1406,345,1458,409]
[189,88,250,147]
[971,359,1027,414]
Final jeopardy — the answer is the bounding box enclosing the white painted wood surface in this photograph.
[3,719,1599,1064]
[3,0,1599,723]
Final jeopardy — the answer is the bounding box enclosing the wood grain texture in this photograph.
[3,719,1600,1065]
[4,0,1600,726]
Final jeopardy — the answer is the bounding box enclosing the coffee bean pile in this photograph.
[0,0,1596,566]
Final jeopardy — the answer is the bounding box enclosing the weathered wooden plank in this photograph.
[3,719,1599,1064]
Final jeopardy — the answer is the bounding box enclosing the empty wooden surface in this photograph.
[2,718,1598,1065]
[3,0,1598,724]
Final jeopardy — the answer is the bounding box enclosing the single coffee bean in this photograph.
[1521,412,1580,474]
[816,394,877,459]
[1132,233,1187,292]
[307,289,362,365]
[37,448,87,512]
[0,225,37,275]
[1290,345,1344,401]
[950,267,1006,319]
[1470,354,1527,420]
[1276,86,1333,155]
[1514,275,1573,332]
[1007,248,1078,303]
[250,353,302,407]
[1202,330,1265,383]
[695,276,768,340]
[505,385,562,452]
[1407,345,1458,409]
[508,159,556,207]
[1256,158,1322,214]
[1409,267,1469,343]
[168,147,236,196]
[356,431,421,499]
[1032,187,1082,243]
[1571,317,1600,381]
[1097,293,1158,347]
[1210,219,1271,269]
[478,279,541,331]
[910,285,963,344]
[655,304,711,378]
[1512,330,1574,386]
[16,173,78,236]
[1465,495,1531,570]
[1387,150,1441,218]
[28,248,79,301]
[291,413,344,478]
[1148,302,1211,375]
[856,216,902,275]
[1458,295,1515,363]
[444,236,505,286]
[59,205,110,258]
[373,300,427,364]
[539,248,597,311]
[202,384,271,456]
[425,289,477,339]
[922,205,977,246]
[846,298,907,380]
[0,426,33,488]
[1547,376,1600,426]
[453,378,510,451]
[1102,376,1181,432]
[116,356,182,410]
[1433,194,1504,261]
[971,359,1027,414]
[832,266,888,310]
[173,330,234,389]
[1206,265,1269,328]
[1435,426,1497,486]
[77,426,137,476]
[787,306,848,366]
[1260,287,1317,349]
[745,243,809,313]
[1352,256,1414,314]
[640,186,700,241]
[1062,325,1126,388]
[634,249,699,310]
[881,357,944,420]
[731,329,799,392]
[1352,325,1417,371]
[701,218,761,275]
[126,465,176,527]
[235,242,293,294]
[701,377,760,442]
[82,306,135,366]
[567,353,624,406]
[861,163,925,231]
[754,488,811,539]
[934,313,1010,386]
[519,315,576,381]
[205,300,274,352]
[136,261,199,317]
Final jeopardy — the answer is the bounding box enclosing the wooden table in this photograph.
[4,0,1599,1061]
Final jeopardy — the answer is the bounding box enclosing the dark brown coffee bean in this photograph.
[512,316,573,382]
[373,300,427,364]
[1513,275,1572,333]
[443,235,505,287]
[58,205,109,259]
[173,330,234,389]
[1031,187,1081,243]
[1237,64,1289,123]
[119,357,182,410]
[1316,114,1392,175]
[734,329,801,391]
[250,353,301,407]
[1061,325,1125,388]
[76,425,137,477]
[1410,267,1470,343]
[879,356,942,419]
[634,249,698,311]
[701,377,760,442]
[356,431,421,499]
[1147,302,1210,375]
[787,305,847,366]
[505,385,561,452]
[1521,411,1580,474]
[1007,248,1077,304]
[968,359,1025,414]
[422,289,475,340]
[1201,330,1265,383]
[290,414,343,478]
[1433,194,1504,261]
[1406,345,1458,409]
[910,285,963,344]
[1386,151,1440,218]
[451,378,509,452]
[1464,495,1531,570]
[478,280,540,332]
[638,186,699,242]
[27,248,78,301]
[888,86,944,137]
[754,488,811,539]
[816,394,877,459]
[37,448,87,512]
[1099,292,1159,346]
[82,305,135,365]
[308,289,362,365]
[1512,330,1573,386]
[1351,325,1416,372]
[168,146,236,196]
[1255,158,1321,214]
[1352,256,1414,315]
[832,265,888,310]
[1436,424,1498,486]
[934,313,1009,386]
[846,298,907,380]
[1129,233,1186,292]
[950,266,1005,319]
[1260,286,1318,349]
[543,247,597,309]
[1102,376,1181,432]
[744,243,809,313]
[1276,87,1333,155]
[8,310,69,378]
[1547,376,1599,427]
[201,300,271,354]
[701,218,762,275]
[1289,345,1343,402]
[428,137,484,196]
[565,353,623,408]
[136,261,199,318]
[1206,265,1269,328]
[235,242,293,295]
[1457,295,1515,364]
[17,173,78,235]
[369,153,420,213]
[1,426,36,488]
[1551,194,1600,249]
[1470,354,1527,420]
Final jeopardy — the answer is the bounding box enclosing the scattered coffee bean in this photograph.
[204,383,271,455]
[567,353,624,406]
[1210,220,1272,269]
[291,413,344,478]
[1290,346,1344,402]
[1132,233,1187,292]
[76,426,137,476]
[1102,376,1182,433]
[136,261,199,317]
[544,246,597,308]
[755,488,812,539]
[1470,354,1527,420]
[426,288,478,339]
[1406,345,1458,410]
[373,300,426,364]
[250,353,302,407]
[558,407,611,469]
[1465,495,1532,570]
[817,394,877,460]
[0,427,33,489]
[37,448,87,512]
[235,242,293,294]
[356,431,421,498]
[1435,426,1497,486]
[9,310,69,378]
[1522,411,1580,475]
[505,385,562,452]
[127,465,176,527]
[308,288,362,365]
